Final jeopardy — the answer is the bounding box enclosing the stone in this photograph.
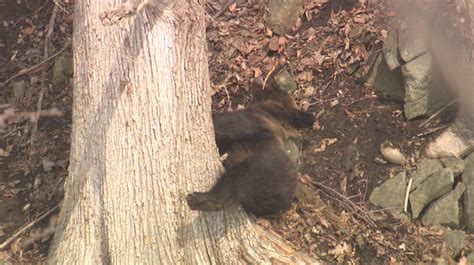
[274,68,297,92]
[411,158,444,191]
[369,54,405,101]
[421,183,465,228]
[401,53,441,120]
[398,24,428,63]
[369,171,406,213]
[382,25,401,71]
[440,157,465,177]
[410,168,454,218]
[10,79,28,102]
[52,52,73,90]
[268,0,304,35]
[441,229,465,255]
[462,153,474,231]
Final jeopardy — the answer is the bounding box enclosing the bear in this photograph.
[186,77,314,217]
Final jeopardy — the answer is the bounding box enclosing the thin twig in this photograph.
[418,99,457,128]
[52,0,69,14]
[213,0,236,19]
[30,89,45,146]
[44,5,58,59]
[0,103,11,109]
[312,180,377,227]
[414,125,449,138]
[2,41,70,87]
[0,204,59,250]
[346,95,378,106]
[404,177,413,213]
[309,96,340,106]
[262,66,276,91]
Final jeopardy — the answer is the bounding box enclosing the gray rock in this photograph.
[52,53,73,90]
[401,53,433,120]
[369,171,406,213]
[398,24,428,63]
[382,25,401,71]
[370,54,405,101]
[442,229,465,255]
[440,157,465,177]
[268,0,304,35]
[411,158,445,191]
[10,79,28,102]
[410,168,454,218]
[274,68,297,92]
[462,153,474,231]
[421,183,465,228]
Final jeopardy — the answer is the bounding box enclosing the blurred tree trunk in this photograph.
[47,0,317,263]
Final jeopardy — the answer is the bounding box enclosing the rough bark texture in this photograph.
[47,0,317,263]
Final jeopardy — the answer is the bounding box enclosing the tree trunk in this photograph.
[47,0,317,263]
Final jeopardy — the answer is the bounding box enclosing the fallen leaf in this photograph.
[313,51,324,65]
[228,2,237,12]
[314,138,338,152]
[268,36,279,51]
[21,27,35,35]
[253,67,262,77]
[344,109,355,118]
[301,57,314,66]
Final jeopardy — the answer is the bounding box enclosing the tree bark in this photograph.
[47,0,317,263]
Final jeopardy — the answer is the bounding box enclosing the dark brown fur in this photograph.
[186,80,314,216]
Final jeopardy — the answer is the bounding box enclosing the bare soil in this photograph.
[0,0,472,263]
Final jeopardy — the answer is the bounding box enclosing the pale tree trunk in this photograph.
[47,0,317,263]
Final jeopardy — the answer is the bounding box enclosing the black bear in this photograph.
[186,78,314,217]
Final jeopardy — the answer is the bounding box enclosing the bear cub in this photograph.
[186,78,314,217]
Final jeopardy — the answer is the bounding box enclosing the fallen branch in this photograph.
[311,180,377,227]
[418,99,457,128]
[1,42,70,87]
[29,89,46,146]
[404,177,413,213]
[0,204,59,250]
[213,0,236,19]
[0,107,63,133]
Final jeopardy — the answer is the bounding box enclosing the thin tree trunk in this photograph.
[47,0,318,263]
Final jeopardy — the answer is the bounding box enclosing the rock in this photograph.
[369,54,405,101]
[398,24,428,63]
[421,183,465,228]
[42,159,55,172]
[52,52,73,90]
[410,168,454,218]
[440,157,465,177]
[382,25,401,71]
[441,229,465,255]
[10,79,28,102]
[379,141,406,165]
[402,52,441,120]
[274,68,297,92]
[369,171,406,213]
[462,153,474,231]
[411,158,444,191]
[268,0,304,35]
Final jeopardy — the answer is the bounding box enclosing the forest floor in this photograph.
[0,0,472,263]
